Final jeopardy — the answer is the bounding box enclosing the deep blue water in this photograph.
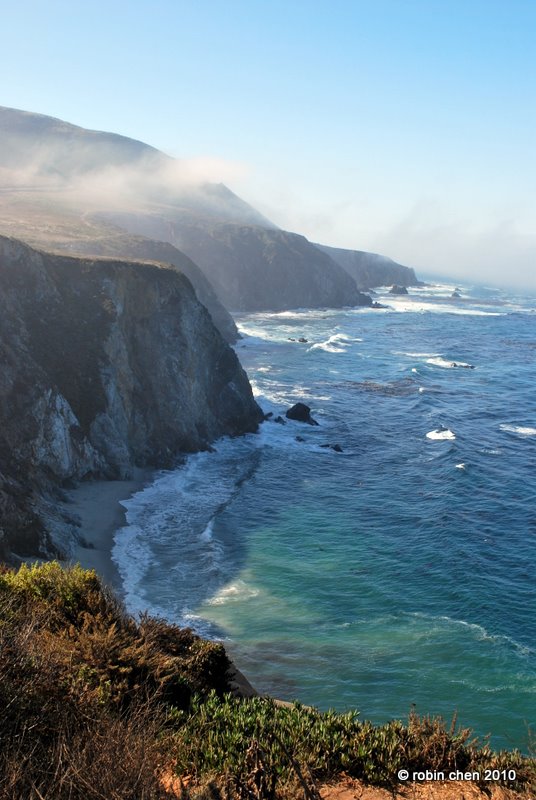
[114,282,536,750]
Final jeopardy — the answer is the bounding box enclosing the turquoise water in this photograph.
[114,282,536,750]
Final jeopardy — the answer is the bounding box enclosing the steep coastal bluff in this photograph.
[101,212,372,311]
[0,107,416,316]
[316,243,420,289]
[55,231,240,343]
[0,235,263,561]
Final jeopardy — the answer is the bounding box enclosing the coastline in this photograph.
[63,470,259,698]
[64,468,153,593]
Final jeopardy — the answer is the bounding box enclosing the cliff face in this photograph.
[315,244,420,290]
[0,235,262,560]
[54,232,240,343]
[100,212,372,312]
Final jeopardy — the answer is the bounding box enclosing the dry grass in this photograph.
[0,562,534,800]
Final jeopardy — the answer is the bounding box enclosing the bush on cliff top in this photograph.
[0,562,534,800]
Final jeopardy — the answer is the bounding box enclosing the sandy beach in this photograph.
[62,470,258,698]
[63,468,153,592]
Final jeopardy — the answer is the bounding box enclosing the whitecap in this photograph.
[426,427,456,440]
[426,357,475,369]
[500,424,536,437]
[308,333,356,354]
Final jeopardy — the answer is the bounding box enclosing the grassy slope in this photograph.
[0,563,533,800]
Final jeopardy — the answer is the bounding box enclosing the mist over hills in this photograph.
[0,106,420,318]
[316,243,420,291]
[100,211,371,311]
[0,105,424,560]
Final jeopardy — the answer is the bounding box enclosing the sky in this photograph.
[2,0,535,289]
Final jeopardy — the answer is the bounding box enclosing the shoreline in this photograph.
[63,470,258,698]
[63,468,153,593]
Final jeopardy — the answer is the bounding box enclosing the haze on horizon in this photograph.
[2,0,534,292]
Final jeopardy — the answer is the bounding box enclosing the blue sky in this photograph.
[2,0,535,288]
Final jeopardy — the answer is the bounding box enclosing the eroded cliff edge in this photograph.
[0,235,263,561]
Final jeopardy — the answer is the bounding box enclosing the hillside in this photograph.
[0,562,532,800]
[0,235,262,562]
[0,107,417,313]
[316,243,420,289]
[101,211,372,311]
[55,230,240,342]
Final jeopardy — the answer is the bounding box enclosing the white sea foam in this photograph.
[308,333,358,353]
[309,341,346,353]
[206,579,260,606]
[455,463,466,470]
[381,298,503,316]
[500,424,536,437]
[426,357,475,369]
[112,435,261,624]
[426,427,456,440]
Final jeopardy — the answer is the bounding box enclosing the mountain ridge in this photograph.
[0,106,421,313]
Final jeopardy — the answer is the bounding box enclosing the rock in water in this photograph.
[285,403,319,426]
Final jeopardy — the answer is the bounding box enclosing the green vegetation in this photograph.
[0,562,533,799]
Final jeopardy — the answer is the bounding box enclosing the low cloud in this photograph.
[371,209,536,291]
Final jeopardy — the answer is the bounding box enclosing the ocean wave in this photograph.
[500,424,536,437]
[112,435,261,623]
[404,612,534,657]
[308,333,358,353]
[426,357,475,369]
[426,427,456,440]
[449,679,536,695]
[206,578,260,606]
[379,298,504,316]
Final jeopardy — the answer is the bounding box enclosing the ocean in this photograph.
[113,281,536,751]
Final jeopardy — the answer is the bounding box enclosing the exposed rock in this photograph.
[320,443,343,452]
[285,403,319,426]
[0,235,263,560]
[451,290,461,298]
[274,416,287,425]
[55,232,240,343]
[297,337,308,343]
[0,107,370,315]
[314,243,421,290]
[389,285,408,295]
[103,214,371,313]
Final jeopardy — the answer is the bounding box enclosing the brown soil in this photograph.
[320,776,531,800]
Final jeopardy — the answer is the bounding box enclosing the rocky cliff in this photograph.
[100,212,372,311]
[54,231,240,343]
[315,243,420,289]
[0,235,263,561]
